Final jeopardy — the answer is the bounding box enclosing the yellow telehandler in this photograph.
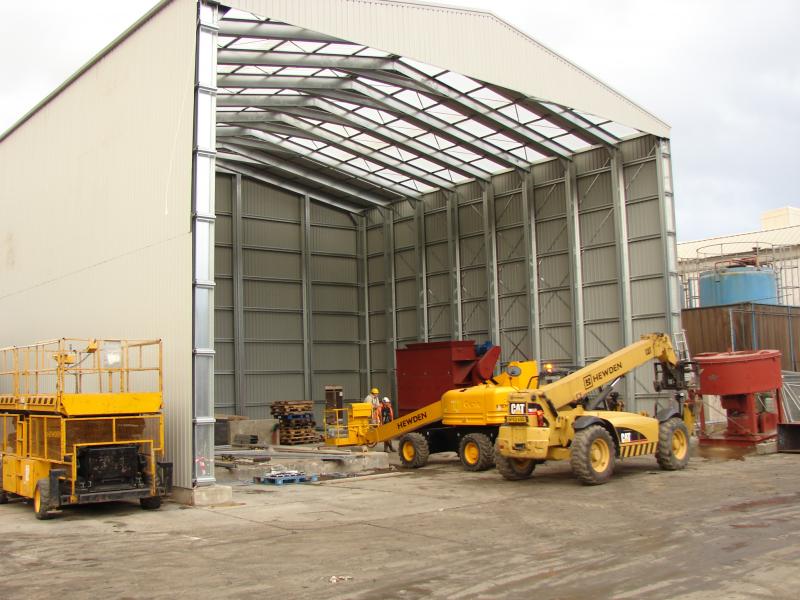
[325,359,539,471]
[494,333,698,485]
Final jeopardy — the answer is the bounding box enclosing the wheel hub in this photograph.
[672,428,687,460]
[402,442,415,461]
[464,441,479,464]
[590,438,610,472]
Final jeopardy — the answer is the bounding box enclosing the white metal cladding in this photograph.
[221,0,669,137]
[0,0,197,488]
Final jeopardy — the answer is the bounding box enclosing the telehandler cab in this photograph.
[494,333,698,485]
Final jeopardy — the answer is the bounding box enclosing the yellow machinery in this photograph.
[494,333,698,484]
[0,339,171,519]
[326,360,539,471]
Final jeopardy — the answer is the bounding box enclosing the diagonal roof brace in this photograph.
[217,74,531,171]
[218,110,452,189]
[218,19,351,44]
[217,127,424,197]
[218,141,397,208]
[216,50,577,160]
[217,93,489,181]
[217,158,365,214]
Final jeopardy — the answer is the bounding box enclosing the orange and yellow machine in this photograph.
[0,338,171,519]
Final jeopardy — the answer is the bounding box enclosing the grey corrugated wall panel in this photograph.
[0,0,197,488]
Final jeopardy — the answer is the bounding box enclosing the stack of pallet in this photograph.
[270,401,320,445]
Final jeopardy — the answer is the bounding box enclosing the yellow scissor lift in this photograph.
[0,338,171,519]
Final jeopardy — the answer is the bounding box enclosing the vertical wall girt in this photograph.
[231,174,246,416]
[564,162,586,366]
[610,150,634,401]
[482,182,501,349]
[359,215,371,391]
[415,200,429,342]
[521,173,541,364]
[192,0,218,486]
[445,191,463,340]
[301,195,314,399]
[656,140,681,337]
[383,211,398,402]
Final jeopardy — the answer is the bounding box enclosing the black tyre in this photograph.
[656,417,691,471]
[570,425,615,485]
[459,433,494,471]
[140,496,162,510]
[33,479,53,520]
[398,432,430,468]
[494,441,536,481]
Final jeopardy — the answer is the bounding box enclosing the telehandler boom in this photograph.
[494,333,698,485]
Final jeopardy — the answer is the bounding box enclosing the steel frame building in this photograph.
[0,0,680,499]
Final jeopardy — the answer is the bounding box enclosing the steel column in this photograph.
[482,182,501,350]
[446,191,463,340]
[301,195,314,400]
[383,211,398,402]
[564,162,586,367]
[231,173,246,416]
[415,200,429,342]
[521,173,541,364]
[191,1,218,486]
[359,215,371,392]
[610,150,634,402]
[656,140,680,337]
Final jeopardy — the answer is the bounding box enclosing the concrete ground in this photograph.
[0,452,798,600]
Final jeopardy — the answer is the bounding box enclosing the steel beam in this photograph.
[301,195,314,399]
[218,112,453,190]
[482,182,501,352]
[383,210,398,402]
[216,159,364,213]
[445,191,463,340]
[485,84,619,149]
[344,78,531,171]
[521,172,541,364]
[610,149,634,402]
[217,49,390,69]
[564,161,586,367]
[218,133,419,199]
[359,215,371,391]
[219,95,486,180]
[217,74,527,172]
[219,19,349,44]
[415,199,429,342]
[232,173,246,416]
[217,142,394,207]
[656,139,680,338]
[371,62,574,160]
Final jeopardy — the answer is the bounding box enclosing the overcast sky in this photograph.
[2,1,798,241]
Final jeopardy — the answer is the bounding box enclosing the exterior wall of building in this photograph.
[214,133,680,415]
[0,0,198,488]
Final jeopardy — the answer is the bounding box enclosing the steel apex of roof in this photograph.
[223,0,670,138]
[214,1,666,212]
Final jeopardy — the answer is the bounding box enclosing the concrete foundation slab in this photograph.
[171,484,233,506]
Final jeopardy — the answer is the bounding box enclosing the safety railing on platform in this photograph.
[0,338,162,403]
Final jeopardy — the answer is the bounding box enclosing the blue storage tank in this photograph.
[699,266,779,306]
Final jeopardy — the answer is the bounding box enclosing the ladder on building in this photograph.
[673,330,691,362]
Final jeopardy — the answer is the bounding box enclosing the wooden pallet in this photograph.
[271,401,313,415]
[279,432,321,445]
[253,473,319,485]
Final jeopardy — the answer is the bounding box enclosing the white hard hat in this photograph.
[382,397,391,403]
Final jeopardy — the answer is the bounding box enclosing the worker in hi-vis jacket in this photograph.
[380,397,395,452]
[364,387,381,424]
